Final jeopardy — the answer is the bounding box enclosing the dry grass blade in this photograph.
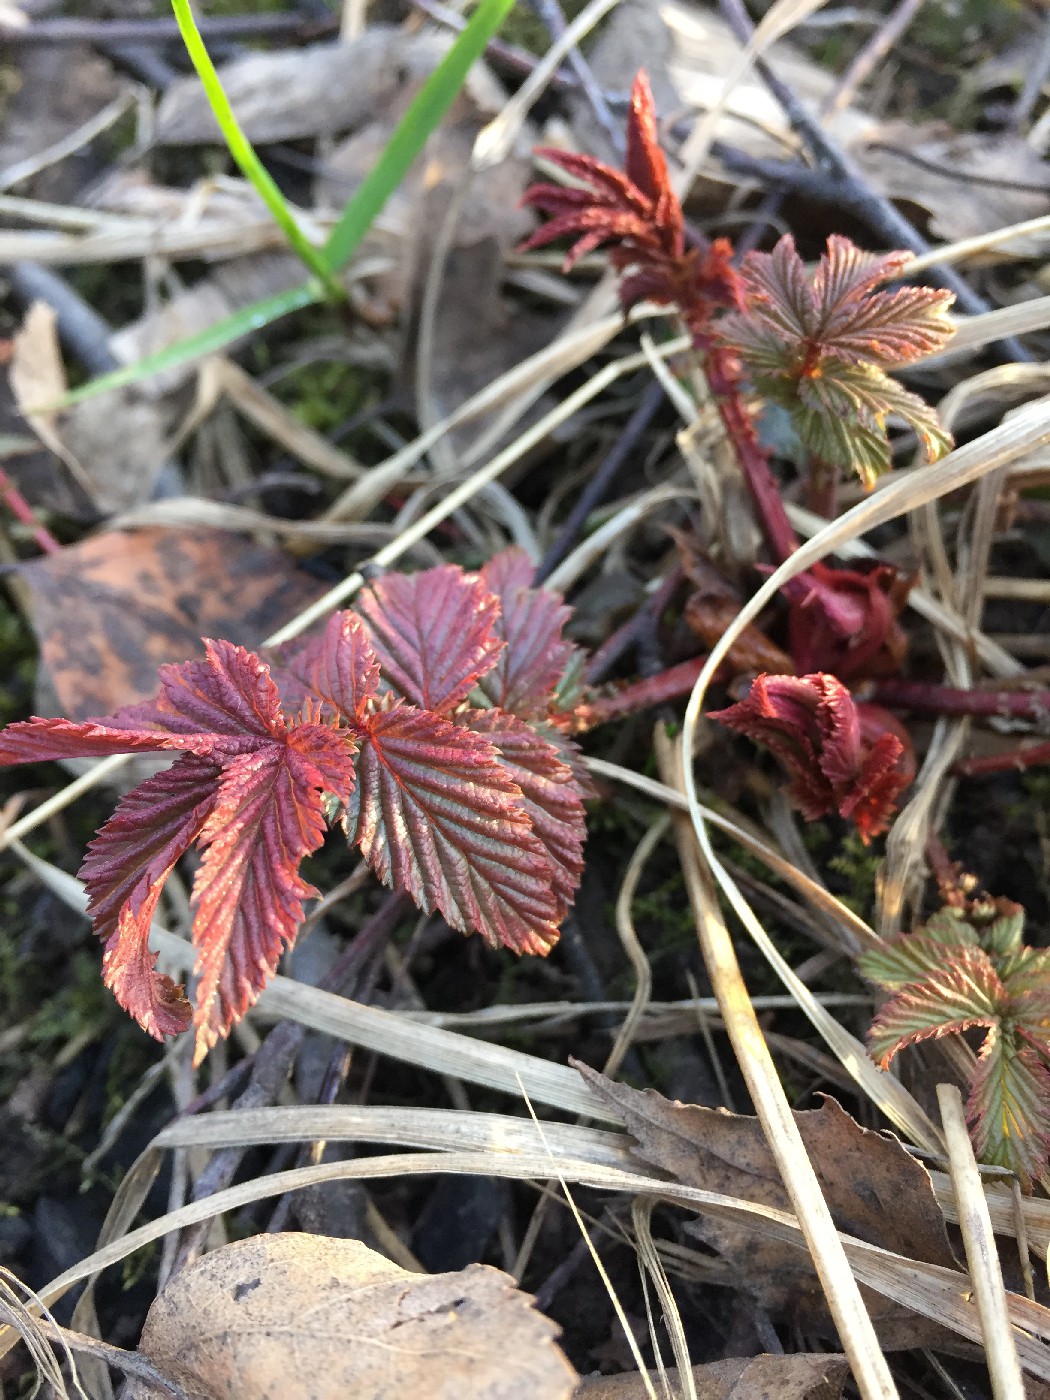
[8,1149,1050,1379]
[937,1085,1025,1400]
[653,729,898,1400]
[605,816,666,1078]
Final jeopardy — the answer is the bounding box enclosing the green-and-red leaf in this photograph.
[357,564,503,714]
[967,1029,1050,1187]
[867,945,1007,1068]
[344,699,562,953]
[859,924,979,991]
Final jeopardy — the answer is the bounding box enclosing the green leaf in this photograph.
[967,1028,1050,1187]
[859,929,976,991]
[172,0,341,297]
[47,0,518,406]
[866,945,1006,1068]
[323,0,518,271]
[47,284,323,410]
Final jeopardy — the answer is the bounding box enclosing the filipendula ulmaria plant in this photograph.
[860,897,1050,1187]
[0,551,589,1063]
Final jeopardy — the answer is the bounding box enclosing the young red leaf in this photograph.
[477,548,575,719]
[81,754,220,1038]
[344,699,562,954]
[866,945,1006,1067]
[464,708,586,919]
[710,672,913,842]
[187,721,357,1061]
[521,71,743,333]
[356,564,503,714]
[0,640,357,1061]
[786,560,911,681]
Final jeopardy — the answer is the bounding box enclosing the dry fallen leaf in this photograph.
[856,123,1050,252]
[577,1065,958,1347]
[20,526,329,719]
[155,30,453,146]
[573,1354,849,1400]
[129,1233,577,1400]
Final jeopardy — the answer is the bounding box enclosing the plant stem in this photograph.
[955,742,1050,778]
[171,0,342,299]
[869,679,1050,724]
[702,344,800,565]
[0,465,60,554]
[569,655,707,732]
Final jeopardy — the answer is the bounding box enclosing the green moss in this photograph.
[827,829,883,918]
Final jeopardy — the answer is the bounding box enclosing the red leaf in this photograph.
[477,548,574,718]
[357,564,503,713]
[465,709,586,919]
[0,640,358,1058]
[345,699,562,954]
[82,755,219,1038]
[278,610,380,721]
[710,672,913,842]
[187,721,356,1062]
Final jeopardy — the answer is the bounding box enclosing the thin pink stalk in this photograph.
[0,464,60,554]
[955,742,1050,778]
[569,655,707,733]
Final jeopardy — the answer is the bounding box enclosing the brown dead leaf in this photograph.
[856,123,1050,252]
[20,527,328,719]
[131,1233,577,1400]
[9,302,178,511]
[576,1065,958,1347]
[155,30,453,146]
[573,1354,849,1400]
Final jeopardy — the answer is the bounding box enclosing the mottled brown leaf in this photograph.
[573,1354,849,1400]
[576,1065,958,1346]
[20,527,328,720]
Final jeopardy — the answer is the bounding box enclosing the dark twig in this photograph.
[8,263,117,378]
[868,679,1050,724]
[0,15,336,45]
[584,563,684,683]
[955,740,1050,777]
[528,0,624,152]
[717,0,1033,363]
[535,381,665,584]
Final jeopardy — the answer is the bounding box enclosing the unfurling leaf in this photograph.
[861,896,1050,1186]
[521,71,743,336]
[710,672,914,842]
[719,234,955,486]
[0,551,589,1056]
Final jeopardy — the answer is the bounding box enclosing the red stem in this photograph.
[569,655,707,733]
[955,741,1050,778]
[703,345,800,565]
[869,679,1050,724]
[0,464,60,554]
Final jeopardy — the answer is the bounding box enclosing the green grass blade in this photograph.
[38,284,322,411]
[171,0,342,297]
[323,0,518,271]
[50,0,519,405]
